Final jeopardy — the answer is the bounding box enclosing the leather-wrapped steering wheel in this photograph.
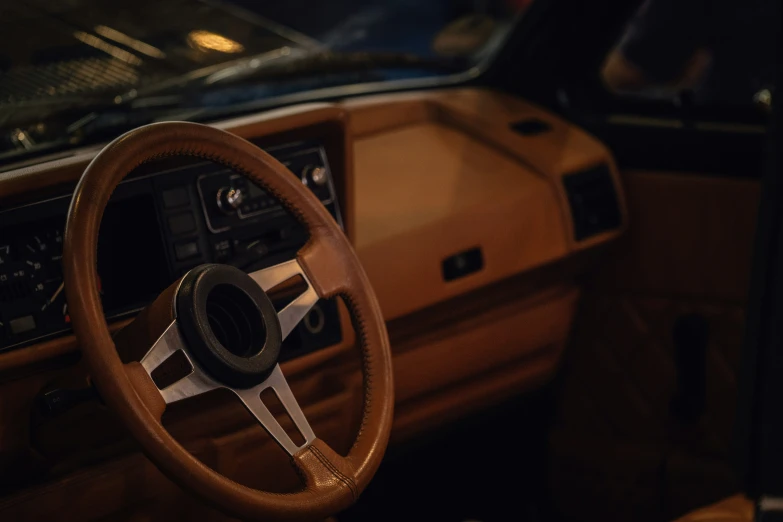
[62,122,394,521]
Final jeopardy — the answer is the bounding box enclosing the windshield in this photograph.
[0,0,529,166]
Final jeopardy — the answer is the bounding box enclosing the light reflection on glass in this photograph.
[187,30,245,54]
[94,26,166,59]
[73,32,143,66]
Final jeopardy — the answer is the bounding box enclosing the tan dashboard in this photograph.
[0,88,625,518]
[347,89,624,319]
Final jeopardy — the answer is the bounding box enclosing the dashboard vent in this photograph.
[562,164,621,241]
[510,118,551,136]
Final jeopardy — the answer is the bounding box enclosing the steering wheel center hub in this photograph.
[176,264,282,388]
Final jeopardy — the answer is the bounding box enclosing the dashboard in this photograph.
[0,90,630,520]
[0,141,344,359]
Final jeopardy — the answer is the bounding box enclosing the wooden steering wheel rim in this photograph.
[62,121,393,521]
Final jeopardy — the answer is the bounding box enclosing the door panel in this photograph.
[549,171,759,522]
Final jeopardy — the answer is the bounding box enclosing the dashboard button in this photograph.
[216,186,245,214]
[162,187,190,209]
[301,165,332,202]
[212,240,232,261]
[175,241,200,261]
[304,165,328,186]
[442,247,484,282]
[167,212,196,236]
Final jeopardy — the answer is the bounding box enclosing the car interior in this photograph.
[0,0,777,520]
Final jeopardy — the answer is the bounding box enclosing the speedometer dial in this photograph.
[0,225,66,342]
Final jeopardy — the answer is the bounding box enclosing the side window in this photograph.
[600,0,776,113]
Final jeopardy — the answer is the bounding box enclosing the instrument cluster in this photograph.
[0,141,344,358]
[0,220,69,342]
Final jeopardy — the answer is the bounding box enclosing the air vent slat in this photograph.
[562,164,621,241]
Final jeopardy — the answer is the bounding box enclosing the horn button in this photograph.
[176,264,282,388]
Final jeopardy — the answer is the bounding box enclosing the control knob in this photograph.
[216,186,245,214]
[302,165,328,186]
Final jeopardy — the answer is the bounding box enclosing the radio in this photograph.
[197,144,341,234]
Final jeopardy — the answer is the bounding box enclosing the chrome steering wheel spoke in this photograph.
[135,260,319,452]
[140,321,222,404]
[233,364,316,455]
[249,259,320,341]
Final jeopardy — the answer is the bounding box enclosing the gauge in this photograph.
[0,227,66,334]
[0,219,77,349]
[35,229,66,322]
[0,243,32,300]
[40,281,64,313]
[0,245,9,284]
[14,234,50,285]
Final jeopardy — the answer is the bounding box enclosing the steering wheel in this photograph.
[62,122,394,521]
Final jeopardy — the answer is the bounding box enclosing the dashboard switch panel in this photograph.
[197,145,342,234]
[0,141,343,360]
